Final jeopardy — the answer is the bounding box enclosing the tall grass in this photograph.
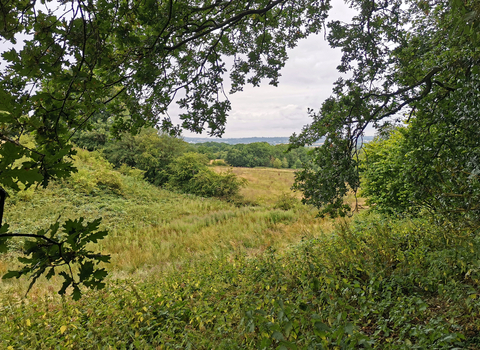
[1,150,332,297]
[212,166,301,206]
[2,212,479,349]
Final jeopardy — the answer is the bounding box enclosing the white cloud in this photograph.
[176,1,360,139]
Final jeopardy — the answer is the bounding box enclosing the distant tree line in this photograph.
[193,142,310,169]
[72,121,245,200]
[71,115,312,204]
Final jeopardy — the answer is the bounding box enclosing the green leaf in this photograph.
[2,270,21,279]
[278,341,297,350]
[58,272,72,295]
[314,322,330,332]
[272,331,284,341]
[72,285,82,301]
[79,261,94,282]
[45,267,55,280]
[345,323,354,335]
[0,223,9,234]
[93,268,108,280]
[0,239,8,253]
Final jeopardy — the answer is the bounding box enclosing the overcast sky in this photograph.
[175,1,361,139]
[0,1,363,139]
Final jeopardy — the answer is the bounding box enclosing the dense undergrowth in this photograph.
[2,215,480,349]
[1,150,480,349]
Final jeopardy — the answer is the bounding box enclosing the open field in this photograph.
[212,166,301,206]
[213,166,366,210]
[0,154,334,298]
[2,152,479,349]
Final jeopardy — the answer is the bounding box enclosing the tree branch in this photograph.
[0,233,61,246]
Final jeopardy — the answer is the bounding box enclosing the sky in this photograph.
[173,1,360,139]
[0,1,364,140]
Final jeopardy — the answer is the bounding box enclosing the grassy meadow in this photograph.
[0,151,331,297]
[1,150,480,349]
[212,166,302,206]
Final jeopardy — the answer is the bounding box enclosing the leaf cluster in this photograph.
[1,217,110,300]
[2,214,479,348]
[291,0,480,220]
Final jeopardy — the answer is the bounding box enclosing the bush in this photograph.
[189,169,246,199]
[273,193,299,210]
[165,152,209,188]
[210,159,228,166]
[67,149,125,195]
[166,153,246,200]
[272,158,282,169]
[360,128,416,215]
[118,164,145,180]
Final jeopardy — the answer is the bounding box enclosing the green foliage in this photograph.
[203,141,310,169]
[293,140,358,218]
[1,217,109,300]
[361,123,480,227]
[165,153,246,199]
[195,142,231,160]
[67,149,125,195]
[291,0,480,219]
[101,128,192,186]
[210,159,228,166]
[273,193,299,211]
[118,163,146,180]
[360,128,417,215]
[70,112,111,151]
[2,214,479,348]
[165,153,209,188]
[292,159,302,169]
[272,158,283,169]
[190,170,247,200]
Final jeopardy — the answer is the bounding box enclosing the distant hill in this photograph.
[183,136,292,145]
[184,136,374,146]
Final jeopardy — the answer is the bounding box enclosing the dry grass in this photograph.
[213,166,301,206]
[1,161,341,298]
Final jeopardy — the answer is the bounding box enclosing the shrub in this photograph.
[272,158,282,169]
[210,159,228,166]
[118,164,146,180]
[166,153,246,200]
[273,193,299,210]
[67,149,125,195]
[189,169,246,199]
[165,152,209,188]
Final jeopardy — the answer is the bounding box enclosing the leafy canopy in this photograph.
[0,0,329,297]
[1,0,329,189]
[291,0,480,221]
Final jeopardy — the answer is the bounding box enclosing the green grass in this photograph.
[1,150,329,296]
[212,166,301,206]
[2,150,480,349]
[2,214,480,349]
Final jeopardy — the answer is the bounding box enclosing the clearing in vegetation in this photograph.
[1,150,479,349]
